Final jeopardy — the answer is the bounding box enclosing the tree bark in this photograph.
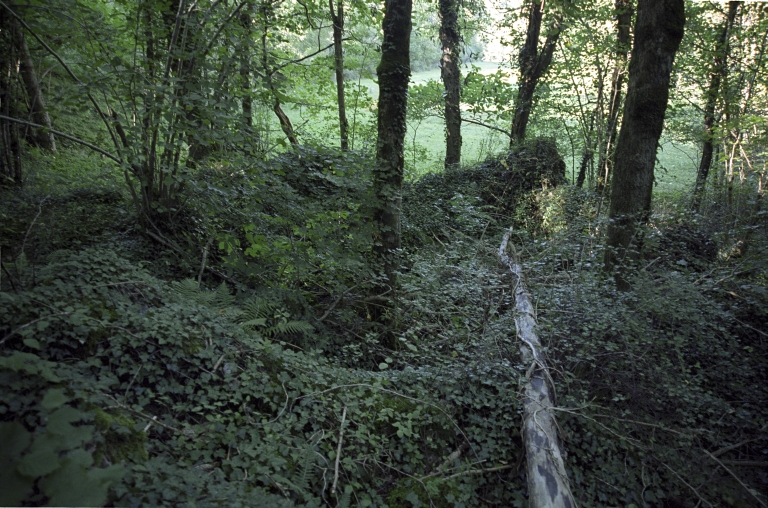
[14,21,55,152]
[330,0,349,151]
[691,2,739,212]
[595,0,633,194]
[439,0,461,169]
[604,0,685,290]
[240,9,254,129]
[510,0,565,144]
[498,229,576,508]
[373,0,412,289]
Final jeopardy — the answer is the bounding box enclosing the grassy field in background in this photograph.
[280,62,700,196]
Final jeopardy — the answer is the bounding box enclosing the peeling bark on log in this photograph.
[498,228,576,508]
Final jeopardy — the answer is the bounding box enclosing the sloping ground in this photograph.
[1,139,766,506]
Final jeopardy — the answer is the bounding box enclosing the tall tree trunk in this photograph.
[510,0,564,144]
[13,21,55,152]
[373,0,412,290]
[330,0,349,151]
[604,0,685,290]
[595,0,633,194]
[691,1,739,212]
[0,14,21,186]
[439,0,461,169]
[240,9,254,129]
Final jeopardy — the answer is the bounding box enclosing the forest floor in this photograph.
[1,139,767,506]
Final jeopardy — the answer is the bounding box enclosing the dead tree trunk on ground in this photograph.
[498,228,576,508]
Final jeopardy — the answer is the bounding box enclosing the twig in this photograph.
[588,413,701,437]
[197,238,213,288]
[442,464,513,480]
[331,406,347,497]
[91,280,148,288]
[424,443,468,479]
[712,438,765,458]
[719,460,768,467]
[462,117,512,138]
[144,229,236,284]
[0,116,120,162]
[659,460,713,507]
[20,195,48,259]
[731,318,768,339]
[100,393,182,434]
[294,383,476,460]
[272,40,348,74]
[0,312,73,346]
[704,450,768,507]
[202,1,249,59]
[318,282,365,323]
[212,353,227,373]
[261,383,290,426]
[1,260,19,292]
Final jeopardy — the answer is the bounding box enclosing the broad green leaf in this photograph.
[41,389,69,411]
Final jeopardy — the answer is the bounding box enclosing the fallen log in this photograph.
[498,228,576,508]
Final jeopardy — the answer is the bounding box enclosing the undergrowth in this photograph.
[1,140,767,506]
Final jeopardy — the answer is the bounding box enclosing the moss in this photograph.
[92,408,148,464]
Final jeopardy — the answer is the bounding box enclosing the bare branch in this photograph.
[462,117,512,138]
[0,115,120,162]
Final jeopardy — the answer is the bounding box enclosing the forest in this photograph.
[0,0,766,505]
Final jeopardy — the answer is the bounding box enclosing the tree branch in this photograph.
[272,41,347,74]
[0,115,120,162]
[462,117,512,138]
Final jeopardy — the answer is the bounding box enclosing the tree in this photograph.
[13,21,55,153]
[439,0,461,169]
[372,0,412,289]
[595,0,632,193]
[690,2,739,212]
[603,0,685,290]
[330,0,350,150]
[510,0,566,144]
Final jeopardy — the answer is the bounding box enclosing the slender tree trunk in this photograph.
[330,0,349,151]
[13,21,55,152]
[595,0,633,194]
[373,0,412,289]
[691,1,739,212]
[240,9,253,129]
[604,0,685,290]
[0,17,22,186]
[576,71,605,188]
[261,27,298,146]
[439,0,461,169]
[510,0,564,144]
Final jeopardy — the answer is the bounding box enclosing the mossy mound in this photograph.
[403,137,566,245]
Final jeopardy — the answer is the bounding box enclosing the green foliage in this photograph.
[0,246,530,506]
[0,354,126,507]
[515,197,768,507]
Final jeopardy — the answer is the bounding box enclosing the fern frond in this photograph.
[240,297,277,322]
[168,279,234,312]
[241,317,267,330]
[169,279,201,302]
[265,320,314,337]
[210,282,236,308]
